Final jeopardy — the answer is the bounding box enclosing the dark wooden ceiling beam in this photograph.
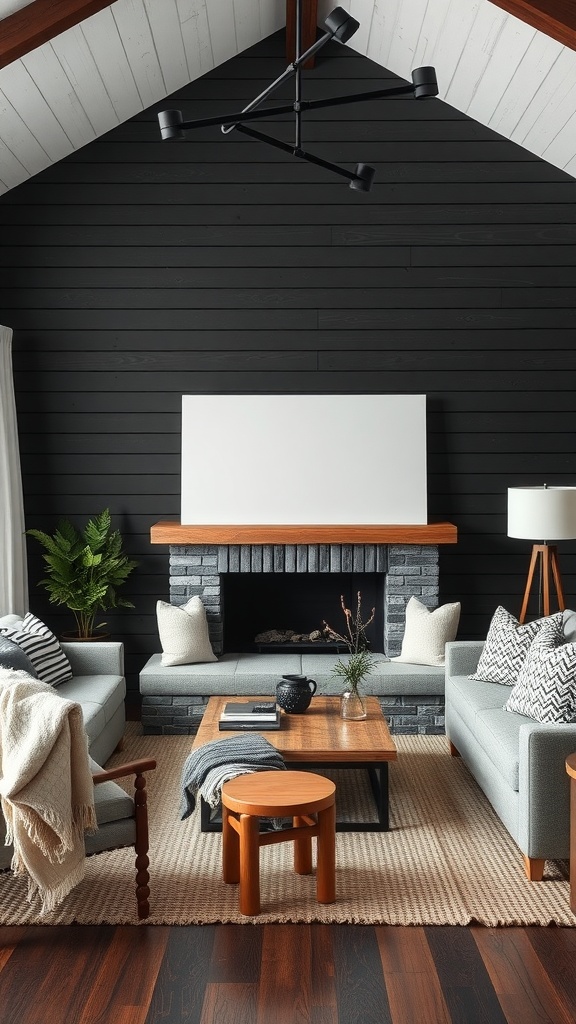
[286,0,318,68]
[0,0,116,70]
[489,0,576,50]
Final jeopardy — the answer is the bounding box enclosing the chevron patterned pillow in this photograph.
[504,619,576,723]
[470,605,563,686]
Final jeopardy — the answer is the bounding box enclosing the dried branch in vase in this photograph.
[322,592,375,654]
[322,592,377,696]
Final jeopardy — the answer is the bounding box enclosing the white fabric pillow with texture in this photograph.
[391,596,461,667]
[157,596,217,666]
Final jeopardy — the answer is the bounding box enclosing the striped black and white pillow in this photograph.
[0,613,72,686]
[504,619,576,724]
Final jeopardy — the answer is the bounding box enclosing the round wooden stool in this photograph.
[221,770,336,916]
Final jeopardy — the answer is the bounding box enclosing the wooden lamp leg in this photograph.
[549,546,566,611]
[519,544,566,624]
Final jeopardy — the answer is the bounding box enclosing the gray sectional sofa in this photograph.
[139,651,446,734]
[445,639,576,880]
[0,640,127,871]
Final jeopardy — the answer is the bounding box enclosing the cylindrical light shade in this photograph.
[508,486,576,541]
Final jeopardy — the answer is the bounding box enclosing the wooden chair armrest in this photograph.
[92,759,157,784]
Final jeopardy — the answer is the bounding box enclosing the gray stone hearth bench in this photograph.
[139,652,445,735]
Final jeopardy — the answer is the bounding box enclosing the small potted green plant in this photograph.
[27,508,138,639]
[322,592,376,719]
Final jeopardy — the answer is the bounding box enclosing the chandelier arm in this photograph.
[162,101,297,135]
[234,123,297,157]
[234,123,357,183]
[221,65,297,135]
[294,147,356,182]
[169,81,421,136]
[298,84,420,114]
[221,13,343,135]
[293,29,333,66]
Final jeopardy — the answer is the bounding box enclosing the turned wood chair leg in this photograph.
[134,771,151,919]
[523,855,545,881]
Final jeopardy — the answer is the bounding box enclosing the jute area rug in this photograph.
[0,723,573,927]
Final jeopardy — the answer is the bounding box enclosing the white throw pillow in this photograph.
[504,619,576,723]
[157,596,217,667]
[391,596,461,667]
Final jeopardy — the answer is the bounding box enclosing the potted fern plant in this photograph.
[27,508,138,639]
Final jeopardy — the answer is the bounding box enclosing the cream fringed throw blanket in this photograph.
[0,668,97,914]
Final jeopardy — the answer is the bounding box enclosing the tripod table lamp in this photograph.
[508,485,576,623]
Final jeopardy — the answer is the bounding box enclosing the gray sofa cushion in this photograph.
[472,709,527,791]
[57,673,126,744]
[444,673,505,720]
[446,673,524,789]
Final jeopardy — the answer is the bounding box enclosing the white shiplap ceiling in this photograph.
[0,0,574,194]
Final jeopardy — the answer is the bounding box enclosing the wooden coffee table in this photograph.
[192,695,397,833]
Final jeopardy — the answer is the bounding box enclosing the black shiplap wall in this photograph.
[2,33,576,694]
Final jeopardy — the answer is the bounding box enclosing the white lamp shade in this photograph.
[508,486,576,541]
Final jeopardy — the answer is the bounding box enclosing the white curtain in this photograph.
[0,325,28,616]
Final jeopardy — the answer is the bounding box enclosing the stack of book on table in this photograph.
[218,700,281,731]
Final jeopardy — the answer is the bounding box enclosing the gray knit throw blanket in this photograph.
[180,734,286,819]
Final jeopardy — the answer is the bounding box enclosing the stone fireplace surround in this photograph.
[147,523,457,734]
[168,542,439,658]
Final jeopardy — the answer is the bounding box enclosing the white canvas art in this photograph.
[181,394,427,525]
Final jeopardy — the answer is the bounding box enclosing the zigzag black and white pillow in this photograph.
[504,619,576,723]
[0,612,72,686]
[470,605,563,686]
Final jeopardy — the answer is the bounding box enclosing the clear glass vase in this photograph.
[340,690,367,721]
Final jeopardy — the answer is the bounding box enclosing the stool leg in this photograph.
[293,815,313,875]
[222,804,239,884]
[316,801,336,904]
[565,774,569,913]
[239,813,261,915]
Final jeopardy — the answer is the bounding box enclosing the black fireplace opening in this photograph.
[222,572,384,654]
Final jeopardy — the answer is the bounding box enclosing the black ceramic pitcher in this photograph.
[276,674,317,714]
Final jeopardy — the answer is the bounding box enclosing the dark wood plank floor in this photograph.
[1,923,575,1023]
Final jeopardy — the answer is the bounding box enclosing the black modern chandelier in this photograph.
[157,3,438,193]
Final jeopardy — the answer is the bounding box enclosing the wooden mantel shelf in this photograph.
[150,522,458,545]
